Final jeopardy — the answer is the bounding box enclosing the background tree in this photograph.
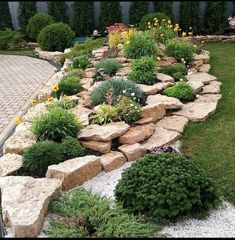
[204,2,227,34]
[99,2,122,34]
[180,2,201,34]
[72,2,94,36]
[18,2,37,32]
[129,2,149,26]
[47,2,68,23]
[0,2,12,30]
[153,1,173,19]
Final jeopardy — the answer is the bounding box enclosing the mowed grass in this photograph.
[181,42,235,204]
[0,48,37,58]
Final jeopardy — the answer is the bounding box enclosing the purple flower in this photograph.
[151,144,178,154]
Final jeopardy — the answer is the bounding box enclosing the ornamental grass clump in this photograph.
[115,153,221,220]
[95,58,122,76]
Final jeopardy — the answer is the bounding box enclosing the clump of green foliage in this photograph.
[0,2,12,30]
[0,29,24,49]
[129,2,149,26]
[71,55,90,70]
[47,97,76,110]
[95,58,122,76]
[159,63,188,81]
[65,68,84,78]
[47,1,69,23]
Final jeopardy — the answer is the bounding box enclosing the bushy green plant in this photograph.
[154,26,177,44]
[71,55,90,70]
[128,56,156,85]
[60,136,84,159]
[47,188,157,238]
[47,97,76,110]
[123,31,157,59]
[32,108,82,142]
[90,104,118,125]
[66,68,84,78]
[95,58,122,76]
[153,2,173,19]
[91,78,144,105]
[37,23,75,52]
[165,38,194,64]
[0,29,24,49]
[159,63,187,81]
[115,96,141,123]
[47,1,68,23]
[23,140,62,175]
[115,153,221,220]
[129,2,149,26]
[26,13,53,41]
[0,2,12,30]
[163,81,195,101]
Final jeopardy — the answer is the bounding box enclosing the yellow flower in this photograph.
[162,19,165,22]
[182,32,187,37]
[154,18,157,21]
[47,97,55,103]
[51,85,59,92]
[181,58,185,62]
[154,22,158,26]
[157,56,161,61]
[160,33,164,37]
[76,117,82,124]
[148,25,151,29]
[188,32,193,36]
[202,41,205,44]
[148,21,151,25]
[193,44,197,48]
[14,117,22,125]
[30,99,37,106]
[117,43,123,49]
[168,20,171,24]
[125,40,130,45]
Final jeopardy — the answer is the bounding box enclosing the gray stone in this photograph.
[198,64,211,73]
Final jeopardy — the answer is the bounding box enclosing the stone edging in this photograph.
[186,34,235,42]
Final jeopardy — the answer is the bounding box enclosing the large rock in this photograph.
[134,117,154,125]
[142,126,181,150]
[186,72,217,84]
[118,143,146,161]
[198,64,211,73]
[70,105,93,126]
[100,151,127,172]
[156,73,174,83]
[146,94,183,109]
[188,80,204,94]
[153,82,174,91]
[84,68,96,78]
[156,115,189,133]
[196,94,222,103]
[115,57,127,63]
[0,153,22,177]
[137,82,173,95]
[141,104,166,122]
[46,156,102,191]
[118,123,155,144]
[80,140,112,154]
[201,80,222,94]
[77,122,130,141]
[116,67,130,76]
[80,77,93,91]
[0,176,62,237]
[193,52,210,64]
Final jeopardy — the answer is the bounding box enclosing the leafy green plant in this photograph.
[163,81,195,101]
[154,25,177,44]
[37,23,75,52]
[91,78,144,105]
[23,140,62,175]
[47,97,76,110]
[47,188,158,238]
[0,29,24,49]
[129,2,149,26]
[71,55,90,70]
[66,68,84,78]
[153,2,173,19]
[115,96,141,123]
[115,153,221,220]
[159,63,187,81]
[60,136,84,159]
[32,108,82,142]
[128,56,156,85]
[26,13,53,41]
[0,2,12,30]
[123,31,157,59]
[95,58,122,76]
[90,104,118,125]
[165,38,194,64]
[47,1,68,23]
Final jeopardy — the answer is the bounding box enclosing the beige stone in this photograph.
[162,56,177,63]
[0,176,62,237]
[196,94,222,103]
[80,140,112,154]
[193,52,210,64]
[70,105,93,126]
[118,143,146,161]
[136,84,159,95]
[84,68,96,78]
[158,60,172,67]
[0,153,22,177]
[100,151,127,172]
[116,67,130,76]
[188,80,204,94]
[201,80,222,94]
[134,117,154,125]
[92,46,109,56]
[156,73,174,82]
[198,64,211,73]
[115,57,127,63]
[141,103,166,122]
[46,155,102,191]
[186,72,217,84]
[77,122,130,141]
[80,77,93,91]
[153,82,174,91]
[193,60,204,67]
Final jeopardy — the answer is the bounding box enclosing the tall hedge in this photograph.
[204,2,227,34]
[129,2,149,26]
[47,2,68,23]
[72,2,94,36]
[233,1,235,14]
[18,2,37,32]
[99,2,122,34]
[180,2,201,34]
[0,2,12,30]
[153,1,173,19]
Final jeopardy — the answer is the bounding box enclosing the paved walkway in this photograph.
[0,55,57,147]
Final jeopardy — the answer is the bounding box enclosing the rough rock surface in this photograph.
[201,81,222,94]
[186,72,217,84]
[188,80,204,94]
[118,143,146,161]
[84,68,96,78]
[70,105,93,126]
[136,84,160,95]
[80,140,112,154]
[46,156,102,191]
[198,64,211,73]
[116,67,130,76]
[141,103,166,122]
[80,78,93,91]
[134,117,154,125]
[193,52,210,64]
[0,176,62,237]
[196,94,222,103]
[156,73,174,82]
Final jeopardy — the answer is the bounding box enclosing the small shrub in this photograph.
[47,96,76,110]
[90,78,144,105]
[115,96,141,123]
[123,31,157,59]
[115,153,221,220]
[128,56,156,85]
[26,13,53,41]
[71,55,90,70]
[23,140,62,175]
[0,29,24,49]
[60,136,84,159]
[90,104,118,125]
[95,58,122,76]
[163,81,195,101]
[32,108,82,142]
[66,68,84,78]
[38,23,75,52]
[159,64,188,82]
[153,25,177,44]
[165,38,194,64]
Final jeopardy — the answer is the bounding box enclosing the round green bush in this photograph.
[90,78,144,105]
[32,107,82,142]
[115,153,221,220]
[163,81,195,101]
[127,56,156,85]
[23,140,62,175]
[37,23,75,52]
[95,58,122,76]
[26,13,53,41]
[123,31,157,59]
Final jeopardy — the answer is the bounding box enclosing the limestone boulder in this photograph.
[118,143,146,161]
[116,67,130,76]
[141,103,166,122]
[153,82,174,92]
[100,151,127,172]
[46,155,102,191]
[0,153,22,177]
[193,59,204,67]
[196,94,222,103]
[188,80,204,94]
[77,122,130,141]
[84,68,96,78]
[198,64,211,73]
[136,84,159,95]
[70,105,93,126]
[80,140,112,154]
[201,80,222,94]
[134,117,154,125]
[186,72,217,84]
[115,57,127,63]
[0,176,62,237]
[193,52,210,64]
[162,56,177,64]
[156,73,174,83]
[80,77,93,91]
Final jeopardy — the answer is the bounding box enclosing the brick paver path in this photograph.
[0,55,57,144]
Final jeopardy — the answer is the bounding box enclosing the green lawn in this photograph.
[181,42,235,204]
[0,48,37,58]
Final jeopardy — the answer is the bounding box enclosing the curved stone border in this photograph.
[185,34,235,43]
